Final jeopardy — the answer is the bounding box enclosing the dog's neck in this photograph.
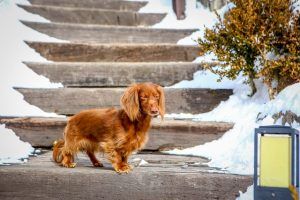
[134,112,152,133]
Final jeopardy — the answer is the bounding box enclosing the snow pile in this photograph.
[0,0,64,164]
[167,76,300,175]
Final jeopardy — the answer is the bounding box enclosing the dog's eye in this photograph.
[155,96,159,99]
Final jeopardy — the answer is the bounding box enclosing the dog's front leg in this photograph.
[121,153,133,171]
[108,150,132,173]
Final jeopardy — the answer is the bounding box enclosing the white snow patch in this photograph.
[237,185,253,200]
[132,158,149,166]
[0,0,65,164]
[138,159,149,166]
[292,0,300,14]
[169,53,244,90]
[261,83,300,116]
[0,125,34,164]
[169,68,244,90]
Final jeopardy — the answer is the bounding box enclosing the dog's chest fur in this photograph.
[122,122,150,152]
[127,130,149,151]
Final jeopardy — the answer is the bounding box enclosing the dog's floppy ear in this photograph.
[156,86,165,120]
[121,84,140,121]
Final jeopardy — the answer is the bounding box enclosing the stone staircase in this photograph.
[0,0,252,199]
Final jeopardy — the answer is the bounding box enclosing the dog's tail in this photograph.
[52,139,65,164]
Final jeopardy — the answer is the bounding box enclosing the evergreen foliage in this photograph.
[199,0,300,98]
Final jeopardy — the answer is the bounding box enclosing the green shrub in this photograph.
[199,0,300,98]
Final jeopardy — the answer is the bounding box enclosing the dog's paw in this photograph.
[93,162,104,167]
[115,164,133,174]
[62,162,77,168]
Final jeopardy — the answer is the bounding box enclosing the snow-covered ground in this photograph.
[0,0,64,164]
[167,80,300,175]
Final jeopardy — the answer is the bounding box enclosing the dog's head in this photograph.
[121,83,165,121]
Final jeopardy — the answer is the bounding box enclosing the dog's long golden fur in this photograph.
[53,83,165,173]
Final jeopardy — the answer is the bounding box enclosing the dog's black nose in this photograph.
[151,110,159,115]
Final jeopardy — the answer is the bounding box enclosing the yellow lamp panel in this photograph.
[260,136,291,188]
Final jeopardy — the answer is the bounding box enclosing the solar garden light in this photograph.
[254,125,299,200]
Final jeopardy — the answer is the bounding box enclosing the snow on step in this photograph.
[18,4,166,26]
[15,88,233,115]
[24,62,206,87]
[25,42,200,62]
[0,117,233,149]
[0,151,252,200]
[21,21,196,44]
[28,0,147,11]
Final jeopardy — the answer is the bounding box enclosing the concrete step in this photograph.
[21,21,196,44]
[15,87,233,115]
[0,151,252,200]
[0,117,233,150]
[18,4,166,26]
[28,0,147,11]
[23,62,209,87]
[25,41,199,62]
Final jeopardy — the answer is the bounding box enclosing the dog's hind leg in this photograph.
[87,151,103,167]
[60,140,77,168]
[61,150,76,168]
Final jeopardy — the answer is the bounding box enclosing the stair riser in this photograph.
[25,62,202,87]
[0,168,252,200]
[6,123,230,150]
[26,42,200,62]
[15,88,233,115]
[29,0,147,11]
[22,21,195,43]
[19,5,165,26]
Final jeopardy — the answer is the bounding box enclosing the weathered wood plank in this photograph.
[0,151,252,200]
[25,42,200,62]
[15,88,233,115]
[18,4,166,26]
[24,62,203,87]
[0,117,233,149]
[28,0,148,11]
[21,21,196,44]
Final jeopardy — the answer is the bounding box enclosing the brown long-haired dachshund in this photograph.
[53,83,165,173]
